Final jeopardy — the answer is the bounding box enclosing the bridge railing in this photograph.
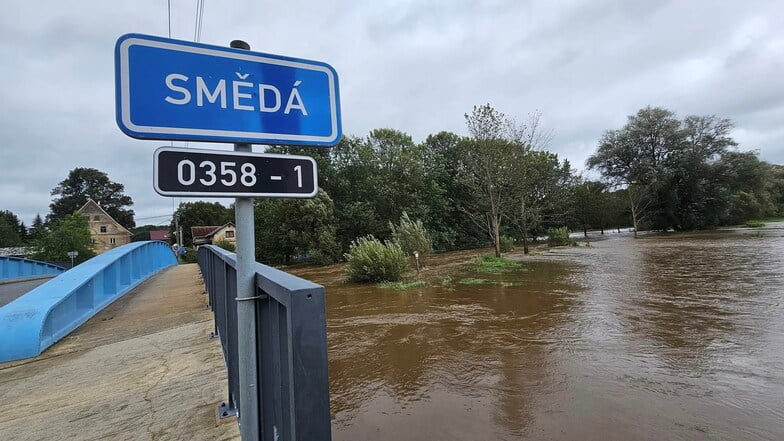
[0,256,65,281]
[0,241,177,363]
[197,245,331,441]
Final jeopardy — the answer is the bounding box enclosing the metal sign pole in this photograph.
[231,39,260,441]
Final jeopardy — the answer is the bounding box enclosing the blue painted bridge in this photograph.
[0,241,176,362]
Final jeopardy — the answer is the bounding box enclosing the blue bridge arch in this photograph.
[0,241,177,363]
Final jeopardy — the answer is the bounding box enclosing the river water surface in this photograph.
[293,225,784,440]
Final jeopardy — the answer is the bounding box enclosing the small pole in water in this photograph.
[414,250,421,276]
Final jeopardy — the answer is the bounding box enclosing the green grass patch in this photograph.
[744,220,766,228]
[378,280,428,290]
[459,278,493,285]
[474,255,523,274]
[458,278,519,287]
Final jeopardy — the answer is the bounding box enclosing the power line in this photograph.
[194,0,206,42]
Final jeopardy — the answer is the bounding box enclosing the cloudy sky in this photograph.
[1,0,782,227]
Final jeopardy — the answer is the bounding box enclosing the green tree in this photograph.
[712,151,777,224]
[255,189,341,265]
[463,104,523,257]
[513,150,573,253]
[49,167,135,229]
[420,131,483,250]
[33,213,95,264]
[0,210,26,246]
[172,202,233,246]
[29,213,45,242]
[588,107,683,236]
[572,179,604,237]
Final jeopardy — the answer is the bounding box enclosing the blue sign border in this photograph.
[115,33,342,146]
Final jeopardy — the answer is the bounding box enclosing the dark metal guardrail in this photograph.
[197,245,331,441]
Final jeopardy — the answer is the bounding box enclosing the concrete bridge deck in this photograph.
[0,264,240,440]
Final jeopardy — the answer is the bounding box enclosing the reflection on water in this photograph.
[293,225,784,440]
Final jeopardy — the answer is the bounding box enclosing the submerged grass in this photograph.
[475,255,524,274]
[378,280,428,290]
[458,278,519,287]
[459,277,492,285]
[744,220,766,228]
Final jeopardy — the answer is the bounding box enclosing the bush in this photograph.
[499,235,515,253]
[214,239,236,252]
[744,220,766,228]
[547,227,576,247]
[181,247,198,264]
[390,212,432,257]
[344,235,409,283]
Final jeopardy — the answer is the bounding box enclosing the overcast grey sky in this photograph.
[1,0,782,226]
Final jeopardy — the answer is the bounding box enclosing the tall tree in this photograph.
[33,213,95,264]
[513,150,574,253]
[587,107,682,236]
[29,213,45,241]
[49,168,135,229]
[421,131,484,250]
[0,210,25,247]
[463,104,522,257]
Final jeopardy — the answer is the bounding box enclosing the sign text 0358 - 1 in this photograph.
[154,147,318,198]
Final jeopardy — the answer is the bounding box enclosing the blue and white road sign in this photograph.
[115,33,341,146]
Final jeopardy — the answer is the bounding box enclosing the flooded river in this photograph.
[294,225,784,440]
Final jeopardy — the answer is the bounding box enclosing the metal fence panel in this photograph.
[198,245,331,441]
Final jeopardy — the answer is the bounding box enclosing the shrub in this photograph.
[214,239,236,252]
[546,227,576,247]
[744,220,766,228]
[181,247,198,264]
[344,235,408,283]
[390,212,432,258]
[499,235,515,253]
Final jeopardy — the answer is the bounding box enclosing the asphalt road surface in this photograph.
[0,277,54,307]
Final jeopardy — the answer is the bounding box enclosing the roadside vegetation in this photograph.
[3,106,782,275]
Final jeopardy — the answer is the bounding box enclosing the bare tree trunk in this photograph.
[492,215,501,257]
[628,186,639,238]
[520,197,530,254]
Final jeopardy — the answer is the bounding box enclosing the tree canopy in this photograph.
[49,167,135,229]
[33,213,95,264]
[0,210,26,247]
[588,106,781,232]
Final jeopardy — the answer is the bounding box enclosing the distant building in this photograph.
[149,230,172,242]
[78,199,133,254]
[190,223,236,246]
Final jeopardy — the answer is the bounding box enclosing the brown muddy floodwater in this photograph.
[292,224,784,441]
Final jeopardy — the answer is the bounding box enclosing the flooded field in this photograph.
[292,224,784,440]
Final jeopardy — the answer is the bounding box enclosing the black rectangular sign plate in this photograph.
[154,147,317,198]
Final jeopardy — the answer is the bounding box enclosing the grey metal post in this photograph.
[231,39,259,441]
